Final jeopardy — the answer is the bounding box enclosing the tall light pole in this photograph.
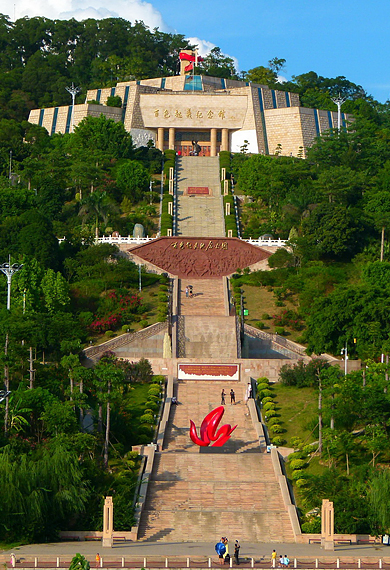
[331,94,346,133]
[65,83,81,133]
[0,256,23,310]
[341,342,348,376]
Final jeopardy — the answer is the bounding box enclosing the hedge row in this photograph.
[163,149,176,178]
[219,150,231,178]
[256,378,286,447]
[220,178,232,195]
[223,195,238,237]
[160,150,175,236]
[161,212,173,236]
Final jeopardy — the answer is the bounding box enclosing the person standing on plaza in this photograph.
[185,285,189,298]
[271,549,277,567]
[234,540,240,565]
[223,538,229,564]
[230,389,235,404]
[221,389,226,405]
[95,553,101,568]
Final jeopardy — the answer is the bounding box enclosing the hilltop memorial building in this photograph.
[28,50,350,158]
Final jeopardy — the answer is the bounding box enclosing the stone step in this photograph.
[138,380,296,542]
[176,156,224,237]
[179,279,225,316]
[180,315,237,359]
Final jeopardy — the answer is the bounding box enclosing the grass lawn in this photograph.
[242,284,305,343]
[271,383,318,447]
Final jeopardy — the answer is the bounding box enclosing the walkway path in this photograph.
[176,156,224,237]
[177,279,237,359]
[138,381,295,542]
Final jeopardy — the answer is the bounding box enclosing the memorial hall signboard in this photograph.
[129,237,271,278]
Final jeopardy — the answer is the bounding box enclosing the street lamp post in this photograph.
[341,343,348,376]
[65,83,81,133]
[0,256,23,310]
[331,94,346,133]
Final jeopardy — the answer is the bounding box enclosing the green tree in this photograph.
[198,47,237,79]
[94,352,124,467]
[116,160,149,202]
[41,269,70,313]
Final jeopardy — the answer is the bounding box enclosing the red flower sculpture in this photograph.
[189,406,237,447]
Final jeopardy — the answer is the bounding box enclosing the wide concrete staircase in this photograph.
[176,156,225,237]
[177,278,238,359]
[138,382,295,542]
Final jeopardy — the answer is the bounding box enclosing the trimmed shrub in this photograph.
[265,417,279,427]
[105,330,114,338]
[255,321,265,330]
[289,458,307,470]
[148,385,161,396]
[259,388,273,399]
[275,326,286,335]
[291,469,306,481]
[261,313,271,320]
[263,402,276,412]
[296,478,309,488]
[264,409,277,419]
[257,377,269,384]
[256,382,269,392]
[269,424,283,433]
[271,436,285,446]
[139,320,149,328]
[288,451,307,462]
[140,413,154,424]
[262,397,274,405]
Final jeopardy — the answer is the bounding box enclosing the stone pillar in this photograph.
[102,496,114,547]
[169,127,175,150]
[222,128,229,152]
[321,499,334,550]
[210,128,217,157]
[157,128,164,151]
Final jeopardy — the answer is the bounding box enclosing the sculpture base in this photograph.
[321,539,334,551]
[102,537,113,547]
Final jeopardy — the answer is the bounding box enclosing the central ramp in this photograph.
[176,156,225,237]
[177,278,238,359]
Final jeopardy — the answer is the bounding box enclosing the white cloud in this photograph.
[185,36,240,71]
[7,0,169,31]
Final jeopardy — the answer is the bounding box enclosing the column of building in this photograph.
[156,126,229,154]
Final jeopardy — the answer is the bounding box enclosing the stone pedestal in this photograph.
[102,496,114,547]
[321,499,334,550]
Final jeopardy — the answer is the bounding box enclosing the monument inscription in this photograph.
[129,237,270,278]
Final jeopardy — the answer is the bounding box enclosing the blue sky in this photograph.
[3,0,390,102]
[153,0,390,103]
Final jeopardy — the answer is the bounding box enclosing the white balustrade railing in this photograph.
[57,235,287,247]
[244,237,287,247]
[58,235,155,245]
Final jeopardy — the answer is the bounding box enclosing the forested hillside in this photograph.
[1,12,390,543]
